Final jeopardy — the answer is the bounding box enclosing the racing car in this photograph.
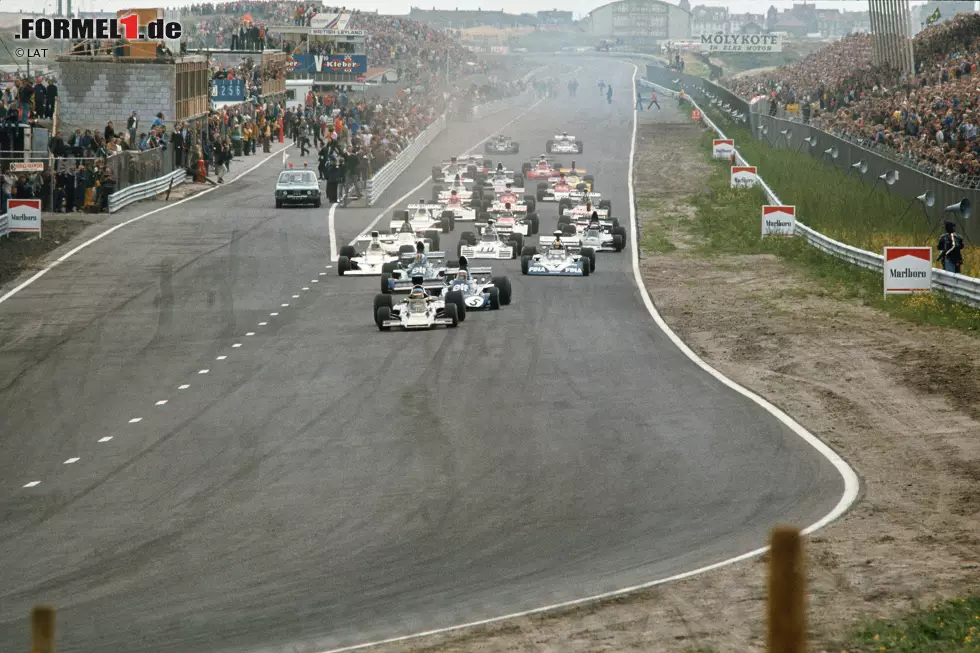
[337,231,407,276]
[380,245,449,294]
[442,256,513,310]
[545,132,584,154]
[537,175,600,203]
[433,177,476,203]
[484,135,520,155]
[455,219,520,260]
[373,276,462,331]
[557,194,610,219]
[389,202,456,236]
[484,202,539,242]
[438,190,479,221]
[520,231,595,276]
[432,156,491,182]
[523,155,563,180]
[570,214,628,252]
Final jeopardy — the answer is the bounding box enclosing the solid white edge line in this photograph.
[343,97,547,251]
[311,61,861,653]
[0,143,292,307]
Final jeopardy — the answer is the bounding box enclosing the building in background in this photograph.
[690,5,764,36]
[586,0,691,47]
[537,9,573,25]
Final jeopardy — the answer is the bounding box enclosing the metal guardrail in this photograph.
[641,78,980,308]
[107,168,188,214]
[364,114,448,207]
[0,212,9,239]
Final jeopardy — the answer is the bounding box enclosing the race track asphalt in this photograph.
[0,58,846,653]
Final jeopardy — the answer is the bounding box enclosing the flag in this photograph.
[926,8,941,24]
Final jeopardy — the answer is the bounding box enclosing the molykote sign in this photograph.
[762,205,795,237]
[883,247,932,295]
[700,33,782,53]
[6,199,42,235]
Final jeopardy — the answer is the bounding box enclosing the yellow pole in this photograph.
[31,605,55,653]
[767,526,806,653]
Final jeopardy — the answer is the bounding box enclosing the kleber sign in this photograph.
[884,247,932,295]
[7,199,42,235]
[731,166,757,188]
[762,205,795,237]
[288,54,367,75]
[712,139,734,159]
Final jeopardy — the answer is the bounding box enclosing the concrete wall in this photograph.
[54,58,177,133]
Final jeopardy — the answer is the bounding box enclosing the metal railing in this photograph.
[107,169,189,214]
[640,77,980,308]
[106,148,175,191]
[363,114,448,206]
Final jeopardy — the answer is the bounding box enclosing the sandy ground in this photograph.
[350,98,980,653]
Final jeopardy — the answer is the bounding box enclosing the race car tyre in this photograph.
[382,261,400,273]
[537,181,549,191]
[584,175,595,186]
[558,214,571,227]
[521,162,531,175]
[443,302,459,328]
[599,199,611,212]
[610,217,620,229]
[376,306,392,330]
[581,259,590,276]
[561,224,576,237]
[529,213,540,235]
[314,199,321,208]
[558,198,572,215]
[545,139,554,153]
[381,273,392,294]
[431,166,442,180]
[398,245,415,257]
[492,276,512,305]
[338,256,351,275]
[478,212,490,223]
[485,160,493,170]
[487,286,501,310]
[536,189,547,202]
[582,247,597,272]
[514,174,524,187]
[424,230,441,251]
[449,215,456,230]
[508,241,519,259]
[442,210,455,221]
[276,199,282,209]
[482,198,492,211]
[374,293,393,318]
[445,290,466,322]
[521,246,538,257]
[441,218,451,234]
[510,233,524,253]
[459,231,476,246]
[340,245,357,259]
[523,195,536,212]
[521,255,531,275]
[612,234,624,252]
[576,140,584,153]
[613,226,628,244]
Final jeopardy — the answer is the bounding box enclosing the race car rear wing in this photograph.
[537,236,582,250]
[390,279,447,294]
[489,204,528,213]
[407,203,444,211]
[443,265,494,278]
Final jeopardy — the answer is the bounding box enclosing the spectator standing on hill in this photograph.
[937,221,965,273]
[647,90,660,110]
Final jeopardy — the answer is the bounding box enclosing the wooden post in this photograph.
[768,526,806,653]
[31,605,55,653]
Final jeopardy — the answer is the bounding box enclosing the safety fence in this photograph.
[362,114,448,207]
[0,212,9,239]
[639,77,980,308]
[107,169,189,214]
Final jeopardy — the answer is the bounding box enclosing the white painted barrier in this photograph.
[108,168,188,214]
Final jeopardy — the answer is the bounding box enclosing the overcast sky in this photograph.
[0,0,948,21]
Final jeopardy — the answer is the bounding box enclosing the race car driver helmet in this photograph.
[496,163,504,171]
[409,285,426,299]
[455,269,468,280]
[551,230,564,249]
[504,202,512,211]
[449,190,459,202]
[450,157,457,164]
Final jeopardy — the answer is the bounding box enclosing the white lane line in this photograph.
[246,332,256,336]
[318,272,326,276]
[216,355,227,360]
[232,343,242,348]
[64,458,80,464]
[178,384,190,390]
[328,203,339,263]
[98,437,113,443]
[325,265,332,269]
[155,400,168,406]
[281,303,290,307]
[311,280,318,283]
[292,294,300,298]
[23,481,41,488]
[270,312,279,316]
[198,369,209,374]
[346,98,546,247]
[128,417,142,424]
[0,143,292,307]
[258,322,268,326]
[302,287,310,291]
[311,62,861,653]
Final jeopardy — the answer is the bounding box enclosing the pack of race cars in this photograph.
[334,134,628,331]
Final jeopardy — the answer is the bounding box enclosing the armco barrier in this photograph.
[364,114,448,207]
[107,168,188,214]
[0,212,9,239]
[640,77,980,308]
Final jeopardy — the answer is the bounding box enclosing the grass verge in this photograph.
[698,108,980,278]
[676,130,980,331]
[841,596,980,652]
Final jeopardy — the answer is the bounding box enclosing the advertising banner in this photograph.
[731,166,758,189]
[288,54,367,75]
[762,205,795,237]
[7,199,42,235]
[212,78,245,102]
[883,247,932,295]
[700,33,782,53]
[10,162,45,172]
[310,11,351,29]
[712,138,734,159]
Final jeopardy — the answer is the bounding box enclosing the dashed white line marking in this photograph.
[199,369,209,374]
[98,437,113,443]
[128,417,142,423]
[302,287,310,291]
[178,384,190,390]
[325,265,332,269]
[281,303,290,307]
[216,356,227,361]
[292,294,300,298]
[155,400,168,406]
[270,312,279,316]
[258,322,268,326]
[311,280,319,283]
[64,458,80,464]
[23,481,41,488]
[246,332,256,336]
[232,343,242,348]
[318,272,326,276]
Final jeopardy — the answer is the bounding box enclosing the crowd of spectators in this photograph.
[721,14,980,185]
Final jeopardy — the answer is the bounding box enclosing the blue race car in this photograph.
[381,243,449,294]
[520,231,595,276]
[442,256,513,310]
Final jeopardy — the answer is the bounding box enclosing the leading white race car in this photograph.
[373,276,462,330]
[545,132,583,154]
[337,231,407,276]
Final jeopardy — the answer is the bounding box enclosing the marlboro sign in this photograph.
[731,166,757,188]
[762,205,795,237]
[883,247,932,295]
[712,139,734,159]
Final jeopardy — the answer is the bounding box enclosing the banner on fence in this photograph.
[10,162,45,172]
[0,212,9,238]
[700,33,782,53]
[712,139,734,159]
[212,79,245,102]
[731,166,757,188]
[6,199,42,235]
[762,205,795,237]
[883,247,932,295]
[287,54,368,75]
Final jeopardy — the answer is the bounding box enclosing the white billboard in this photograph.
[883,247,932,295]
[700,33,783,53]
